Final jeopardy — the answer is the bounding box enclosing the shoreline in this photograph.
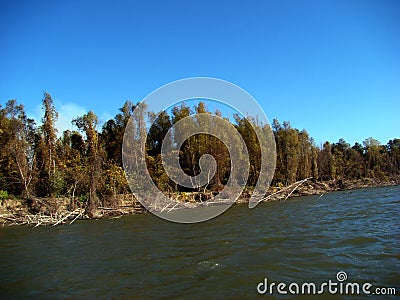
[0,178,398,227]
[239,177,399,203]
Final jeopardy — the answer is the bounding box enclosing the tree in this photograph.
[297,130,312,180]
[387,139,400,176]
[56,130,89,207]
[0,100,36,197]
[147,110,172,157]
[318,141,335,180]
[345,146,365,179]
[146,110,174,192]
[36,93,59,196]
[235,114,261,187]
[273,121,300,185]
[363,137,383,178]
[102,100,135,166]
[2,94,400,217]
[98,161,129,206]
[73,111,102,217]
[332,138,350,179]
[310,144,319,181]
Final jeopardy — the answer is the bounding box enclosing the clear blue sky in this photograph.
[1,0,399,146]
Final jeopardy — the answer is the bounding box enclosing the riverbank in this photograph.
[0,177,398,226]
[240,177,399,203]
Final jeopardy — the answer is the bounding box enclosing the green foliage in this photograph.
[0,189,8,200]
[98,161,129,197]
[1,95,399,209]
[36,92,59,197]
[0,100,36,197]
[78,194,88,203]
[73,111,102,216]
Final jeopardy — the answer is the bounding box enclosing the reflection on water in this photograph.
[0,186,399,299]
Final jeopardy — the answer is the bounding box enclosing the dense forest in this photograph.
[1,93,399,216]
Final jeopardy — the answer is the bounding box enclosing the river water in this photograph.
[0,186,399,299]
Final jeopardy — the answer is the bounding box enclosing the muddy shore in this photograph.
[0,178,398,226]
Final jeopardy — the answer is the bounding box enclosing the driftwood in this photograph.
[0,198,147,227]
[167,203,179,212]
[263,177,313,202]
[160,202,172,213]
[97,205,146,216]
[52,209,80,226]
[0,209,83,227]
[70,209,84,225]
[284,177,312,200]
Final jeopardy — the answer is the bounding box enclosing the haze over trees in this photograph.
[0,93,399,207]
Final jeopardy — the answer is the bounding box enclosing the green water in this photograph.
[0,186,399,299]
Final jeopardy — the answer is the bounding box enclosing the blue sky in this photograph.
[0,0,399,146]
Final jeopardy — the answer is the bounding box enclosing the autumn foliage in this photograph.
[0,94,399,206]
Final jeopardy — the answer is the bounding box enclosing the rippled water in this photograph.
[0,186,399,299]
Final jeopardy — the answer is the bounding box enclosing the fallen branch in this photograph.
[98,207,119,211]
[160,202,172,213]
[0,215,16,222]
[167,202,179,212]
[263,177,313,202]
[53,209,79,226]
[70,209,84,225]
[284,177,312,201]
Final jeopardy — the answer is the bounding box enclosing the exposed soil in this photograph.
[0,177,398,226]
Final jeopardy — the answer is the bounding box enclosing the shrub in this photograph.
[0,190,8,205]
[0,190,8,200]
[78,194,88,203]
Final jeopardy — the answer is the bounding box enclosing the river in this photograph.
[0,186,399,299]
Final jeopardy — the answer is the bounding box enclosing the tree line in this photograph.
[1,93,399,214]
